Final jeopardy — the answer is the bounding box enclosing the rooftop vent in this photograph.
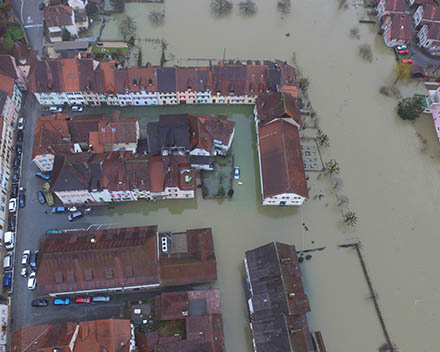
[161,236,168,253]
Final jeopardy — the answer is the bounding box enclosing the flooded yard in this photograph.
[79,0,440,351]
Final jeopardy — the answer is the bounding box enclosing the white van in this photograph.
[3,253,12,271]
[4,231,14,250]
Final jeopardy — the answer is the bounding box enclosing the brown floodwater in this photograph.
[91,1,440,351]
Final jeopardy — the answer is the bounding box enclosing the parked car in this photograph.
[398,49,409,55]
[21,267,28,277]
[8,198,17,213]
[92,295,111,302]
[403,58,413,64]
[8,215,16,231]
[11,184,18,198]
[84,207,93,215]
[54,298,70,305]
[32,299,49,307]
[30,250,39,270]
[15,144,23,155]
[68,211,83,221]
[18,194,25,208]
[75,297,91,304]
[3,253,13,271]
[13,157,20,169]
[35,172,51,180]
[12,172,19,183]
[52,206,67,214]
[68,206,78,212]
[17,117,25,130]
[71,105,84,112]
[46,229,63,234]
[234,167,240,180]
[17,130,23,143]
[49,106,63,113]
[27,272,36,290]
[3,273,11,289]
[21,250,30,266]
[37,191,46,205]
[397,45,407,50]
[4,231,14,250]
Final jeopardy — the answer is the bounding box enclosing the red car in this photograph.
[402,58,413,64]
[398,49,409,55]
[75,297,91,304]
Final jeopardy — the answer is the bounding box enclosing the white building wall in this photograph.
[164,187,194,199]
[262,193,305,206]
[55,190,95,204]
[0,304,8,350]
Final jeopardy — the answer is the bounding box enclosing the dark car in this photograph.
[15,144,22,155]
[3,273,11,289]
[52,206,67,214]
[37,191,46,205]
[13,157,20,169]
[11,184,18,198]
[17,130,23,143]
[35,172,51,180]
[8,215,15,231]
[18,193,25,208]
[32,299,49,307]
[30,250,38,270]
[12,172,19,183]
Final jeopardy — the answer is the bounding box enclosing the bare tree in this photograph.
[277,0,291,14]
[149,11,164,26]
[336,194,349,207]
[343,211,358,227]
[238,0,257,16]
[119,15,136,41]
[359,43,373,62]
[211,0,233,17]
[330,175,343,191]
[338,0,348,9]
[349,27,360,39]
[298,77,310,91]
[325,159,340,175]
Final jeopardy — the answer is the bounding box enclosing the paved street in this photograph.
[10,0,43,53]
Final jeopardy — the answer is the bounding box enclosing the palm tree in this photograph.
[325,159,340,175]
[343,211,358,226]
[317,133,330,147]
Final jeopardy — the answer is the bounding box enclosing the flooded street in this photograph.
[89,0,440,351]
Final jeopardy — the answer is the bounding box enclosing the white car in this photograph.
[17,117,25,130]
[27,272,36,290]
[9,198,17,213]
[397,45,407,50]
[71,105,84,112]
[49,106,63,113]
[21,250,30,266]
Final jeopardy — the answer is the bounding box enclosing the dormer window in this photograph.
[125,87,129,93]
[148,78,153,86]
[133,79,137,87]
[117,180,124,185]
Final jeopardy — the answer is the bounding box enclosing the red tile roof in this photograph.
[36,226,159,295]
[44,5,73,27]
[388,14,412,42]
[176,67,198,92]
[421,2,440,21]
[245,62,268,95]
[258,120,308,199]
[149,156,165,192]
[255,92,302,127]
[0,70,15,96]
[383,0,407,12]
[60,58,81,92]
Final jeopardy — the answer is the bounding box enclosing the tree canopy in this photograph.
[119,15,136,41]
[397,96,425,121]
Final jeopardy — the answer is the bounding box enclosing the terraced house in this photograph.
[28,58,297,107]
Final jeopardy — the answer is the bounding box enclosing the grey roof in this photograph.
[54,41,89,52]
[157,67,176,93]
[146,121,161,155]
[158,115,190,149]
[264,60,281,91]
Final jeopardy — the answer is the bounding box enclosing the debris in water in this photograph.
[305,255,312,260]
[298,257,304,263]
[238,181,243,185]
[285,33,290,37]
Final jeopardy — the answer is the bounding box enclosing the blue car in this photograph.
[18,193,25,208]
[52,207,67,214]
[92,295,111,302]
[35,172,51,181]
[53,298,70,305]
[3,273,11,289]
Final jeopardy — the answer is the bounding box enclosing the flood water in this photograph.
[91,1,440,351]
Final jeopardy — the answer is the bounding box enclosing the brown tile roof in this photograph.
[44,5,73,27]
[74,319,132,352]
[389,14,412,42]
[159,228,217,287]
[0,70,15,96]
[126,64,157,92]
[28,60,63,93]
[176,67,198,92]
[255,92,302,127]
[11,322,77,352]
[421,2,440,21]
[258,119,308,199]
[0,55,18,79]
[149,156,165,192]
[196,68,213,91]
[95,113,138,147]
[384,0,407,12]
[97,61,117,94]
[426,22,440,40]
[212,61,246,96]
[245,62,268,95]
[162,155,196,191]
[188,114,235,153]
[32,114,73,159]
[276,59,297,87]
[36,225,159,295]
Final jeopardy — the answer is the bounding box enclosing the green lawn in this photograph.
[3,24,24,51]
[91,45,128,58]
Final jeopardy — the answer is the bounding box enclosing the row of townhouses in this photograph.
[0,55,26,232]
[28,58,297,107]
[377,0,440,52]
[32,112,235,204]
